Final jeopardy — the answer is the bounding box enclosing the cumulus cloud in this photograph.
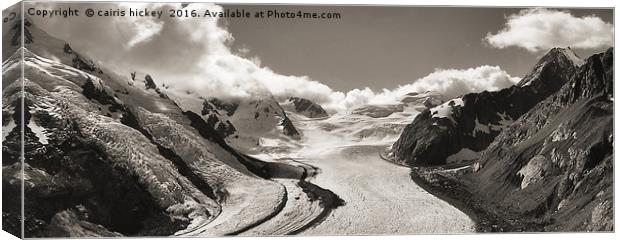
[334,66,520,111]
[485,8,613,52]
[31,2,519,113]
[387,66,520,100]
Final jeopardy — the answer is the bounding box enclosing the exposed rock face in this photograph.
[45,210,123,237]
[144,75,157,90]
[281,116,301,139]
[207,97,239,116]
[466,48,613,231]
[200,98,239,138]
[71,52,103,74]
[64,43,104,74]
[144,74,169,99]
[285,97,328,118]
[389,47,581,166]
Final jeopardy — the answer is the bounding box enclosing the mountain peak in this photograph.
[547,46,585,66]
[284,97,328,118]
[515,47,582,87]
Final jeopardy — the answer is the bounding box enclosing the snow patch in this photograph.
[489,112,513,131]
[560,48,585,66]
[429,98,464,124]
[520,64,545,86]
[2,119,17,142]
[26,50,100,82]
[28,120,49,145]
[446,148,481,164]
[2,56,21,75]
[472,117,490,137]
[259,137,284,147]
[472,112,513,137]
[517,155,550,189]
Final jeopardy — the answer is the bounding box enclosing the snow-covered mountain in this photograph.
[169,91,302,154]
[2,18,299,237]
[516,47,584,87]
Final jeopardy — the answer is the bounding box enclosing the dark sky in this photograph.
[223,5,613,91]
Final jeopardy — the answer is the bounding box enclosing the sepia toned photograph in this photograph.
[0,1,615,238]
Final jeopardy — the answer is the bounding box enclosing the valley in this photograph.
[1,7,613,237]
[238,110,475,235]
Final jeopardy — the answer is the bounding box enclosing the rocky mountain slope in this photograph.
[281,97,328,118]
[1,18,305,237]
[465,48,613,231]
[388,47,583,166]
[389,48,613,231]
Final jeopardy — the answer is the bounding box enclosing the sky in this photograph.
[223,5,613,91]
[18,2,614,112]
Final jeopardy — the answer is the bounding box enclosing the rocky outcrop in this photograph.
[207,97,239,116]
[200,98,239,138]
[389,47,581,166]
[285,97,328,118]
[281,116,301,139]
[143,75,157,90]
[45,209,123,237]
[125,73,169,99]
[62,43,104,74]
[71,52,103,74]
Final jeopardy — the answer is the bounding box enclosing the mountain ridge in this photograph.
[387,46,582,166]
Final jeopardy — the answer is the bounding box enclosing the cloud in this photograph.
[30,2,227,83]
[30,2,519,113]
[485,8,613,52]
[333,66,520,111]
[388,66,520,100]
